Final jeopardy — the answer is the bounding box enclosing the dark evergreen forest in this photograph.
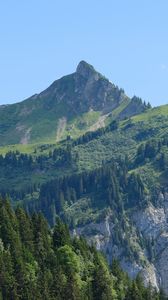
[0,198,166,300]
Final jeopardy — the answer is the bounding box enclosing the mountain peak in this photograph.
[76,60,96,78]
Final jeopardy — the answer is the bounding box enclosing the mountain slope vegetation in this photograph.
[1,61,168,295]
[0,198,165,300]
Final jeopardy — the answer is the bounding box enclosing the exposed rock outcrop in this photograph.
[73,194,168,294]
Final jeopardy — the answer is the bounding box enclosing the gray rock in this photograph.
[73,195,168,294]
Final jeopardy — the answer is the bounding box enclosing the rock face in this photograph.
[73,193,168,294]
[42,60,127,114]
[133,193,168,294]
[118,96,147,120]
[76,60,97,79]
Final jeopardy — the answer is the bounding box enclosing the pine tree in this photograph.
[53,217,71,249]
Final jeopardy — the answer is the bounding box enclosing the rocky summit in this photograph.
[0,61,147,145]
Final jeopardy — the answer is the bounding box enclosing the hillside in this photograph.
[0,103,168,293]
[0,61,147,146]
[0,104,167,194]
[1,62,168,295]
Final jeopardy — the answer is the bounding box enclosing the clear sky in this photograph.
[0,0,168,106]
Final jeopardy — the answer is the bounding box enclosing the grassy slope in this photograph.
[0,104,168,197]
[0,98,132,153]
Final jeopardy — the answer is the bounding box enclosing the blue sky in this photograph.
[0,1,168,106]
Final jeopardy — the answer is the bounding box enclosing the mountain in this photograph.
[1,61,168,295]
[0,61,147,146]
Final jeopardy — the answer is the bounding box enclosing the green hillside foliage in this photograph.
[0,104,168,231]
[0,150,157,266]
[0,198,165,300]
[0,103,168,201]
[0,104,167,281]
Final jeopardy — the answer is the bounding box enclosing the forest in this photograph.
[0,198,166,300]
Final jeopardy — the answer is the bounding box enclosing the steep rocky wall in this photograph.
[73,195,168,294]
[133,193,168,294]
